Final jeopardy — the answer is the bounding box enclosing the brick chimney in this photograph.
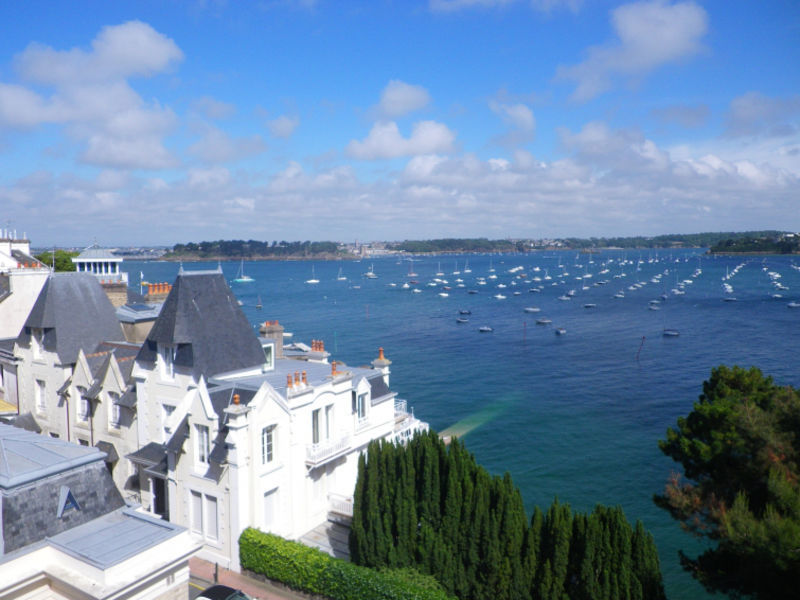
[259,320,284,358]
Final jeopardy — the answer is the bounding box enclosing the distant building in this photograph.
[0,231,49,411]
[71,244,128,284]
[0,423,198,599]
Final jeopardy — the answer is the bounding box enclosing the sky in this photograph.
[0,0,798,247]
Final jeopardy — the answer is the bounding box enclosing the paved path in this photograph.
[189,557,312,600]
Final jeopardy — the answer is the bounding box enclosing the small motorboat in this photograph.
[555,327,567,335]
[523,307,540,313]
[459,309,472,315]
[478,326,493,333]
[456,317,469,324]
[535,317,551,325]
[662,329,680,337]
[583,303,597,308]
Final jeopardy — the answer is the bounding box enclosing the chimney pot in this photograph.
[233,393,240,405]
[302,371,307,385]
[331,360,337,376]
[287,374,293,389]
[294,371,300,384]
[378,347,385,360]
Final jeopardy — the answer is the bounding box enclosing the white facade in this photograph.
[132,340,427,571]
[72,245,129,284]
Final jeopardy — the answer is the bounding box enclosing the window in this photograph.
[325,404,333,440]
[108,392,121,429]
[35,379,46,412]
[262,344,273,370]
[196,424,210,465]
[31,328,43,359]
[78,397,90,422]
[264,488,278,530]
[190,490,218,540]
[78,439,89,446]
[356,393,367,420]
[312,409,320,445]
[191,491,203,533]
[261,425,276,464]
[162,404,176,437]
[159,344,175,378]
[206,495,218,540]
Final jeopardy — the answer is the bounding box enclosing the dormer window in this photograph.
[108,392,121,429]
[262,343,274,370]
[196,424,210,466]
[159,344,176,379]
[77,386,89,422]
[31,328,43,359]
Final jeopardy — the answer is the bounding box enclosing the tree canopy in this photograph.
[656,365,800,599]
[352,431,665,600]
[34,249,77,271]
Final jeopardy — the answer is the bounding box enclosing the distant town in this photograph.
[32,230,800,261]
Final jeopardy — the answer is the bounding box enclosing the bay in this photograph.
[126,250,800,598]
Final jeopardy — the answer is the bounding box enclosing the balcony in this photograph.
[328,493,354,520]
[306,433,351,467]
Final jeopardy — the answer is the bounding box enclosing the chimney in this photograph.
[286,374,293,390]
[259,320,285,358]
[233,393,240,405]
[294,371,300,386]
[331,361,337,376]
[371,346,392,387]
[302,371,307,385]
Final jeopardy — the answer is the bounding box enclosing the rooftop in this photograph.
[0,424,104,490]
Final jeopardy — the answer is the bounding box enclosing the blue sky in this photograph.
[1,1,798,246]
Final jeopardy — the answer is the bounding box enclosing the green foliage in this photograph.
[239,528,455,600]
[34,249,78,271]
[168,239,342,258]
[387,238,517,253]
[708,234,800,254]
[351,431,665,600]
[657,365,800,599]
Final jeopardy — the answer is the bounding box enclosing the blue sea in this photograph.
[126,250,800,599]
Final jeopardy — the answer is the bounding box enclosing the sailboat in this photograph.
[256,295,263,309]
[436,262,444,277]
[336,267,347,281]
[233,259,254,283]
[365,264,378,278]
[463,260,472,274]
[306,266,320,284]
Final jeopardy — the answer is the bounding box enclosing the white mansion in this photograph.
[1,258,428,571]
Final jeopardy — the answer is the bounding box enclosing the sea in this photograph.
[125,249,800,599]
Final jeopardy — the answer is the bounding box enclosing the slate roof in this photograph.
[47,507,184,569]
[126,442,166,467]
[136,271,265,378]
[74,245,119,260]
[116,301,161,323]
[369,375,392,400]
[22,273,124,364]
[0,423,104,489]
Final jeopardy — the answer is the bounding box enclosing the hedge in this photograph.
[239,528,455,600]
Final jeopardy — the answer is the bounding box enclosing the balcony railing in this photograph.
[306,434,351,467]
[328,493,354,519]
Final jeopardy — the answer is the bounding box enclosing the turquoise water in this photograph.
[127,250,800,598]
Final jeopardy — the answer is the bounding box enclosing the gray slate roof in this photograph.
[137,271,265,377]
[22,273,124,364]
[48,507,184,569]
[74,245,119,260]
[0,423,102,489]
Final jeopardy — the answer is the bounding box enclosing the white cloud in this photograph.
[557,0,708,102]
[347,120,456,159]
[14,21,183,85]
[0,21,182,169]
[188,167,231,188]
[192,96,236,120]
[377,80,431,118]
[490,101,535,131]
[725,92,800,138]
[267,114,300,138]
[188,126,266,163]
